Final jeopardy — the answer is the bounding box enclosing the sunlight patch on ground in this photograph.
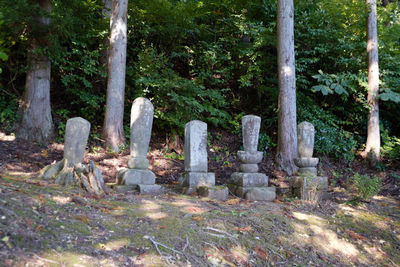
[52,195,72,204]
[0,132,15,141]
[102,238,130,251]
[139,200,168,220]
[292,211,361,261]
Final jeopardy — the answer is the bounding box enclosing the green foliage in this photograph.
[258,133,275,154]
[298,99,357,163]
[351,173,381,200]
[0,93,18,131]
[381,128,400,160]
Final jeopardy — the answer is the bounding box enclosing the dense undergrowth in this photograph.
[0,0,400,163]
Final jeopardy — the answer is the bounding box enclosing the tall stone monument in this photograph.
[117,97,163,194]
[179,120,228,200]
[290,122,328,201]
[228,115,276,201]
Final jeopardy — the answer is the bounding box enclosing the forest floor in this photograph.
[0,130,400,266]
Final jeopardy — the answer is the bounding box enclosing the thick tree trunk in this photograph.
[276,0,297,175]
[17,0,53,144]
[103,0,128,152]
[365,0,380,165]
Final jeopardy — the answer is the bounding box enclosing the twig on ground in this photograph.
[204,226,236,239]
[182,236,190,252]
[33,254,58,264]
[149,237,183,255]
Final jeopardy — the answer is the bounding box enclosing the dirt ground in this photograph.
[0,131,400,266]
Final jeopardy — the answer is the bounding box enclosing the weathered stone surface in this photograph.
[113,185,138,193]
[237,151,263,164]
[129,97,154,168]
[197,186,229,201]
[180,172,215,187]
[138,184,164,195]
[184,120,208,172]
[40,159,65,180]
[297,121,315,158]
[230,172,269,187]
[242,115,261,152]
[239,163,259,173]
[294,157,319,168]
[127,156,149,169]
[291,176,328,201]
[245,187,276,201]
[297,167,318,176]
[64,117,90,166]
[117,168,155,185]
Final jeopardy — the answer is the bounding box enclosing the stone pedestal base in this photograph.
[197,186,229,201]
[228,184,276,201]
[117,168,155,185]
[290,176,328,202]
[138,184,164,195]
[179,172,215,194]
[230,172,268,187]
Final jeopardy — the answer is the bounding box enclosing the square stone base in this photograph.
[290,176,328,202]
[230,172,268,187]
[116,168,155,186]
[138,184,164,195]
[228,184,276,201]
[197,186,229,201]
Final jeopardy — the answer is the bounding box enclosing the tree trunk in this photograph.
[103,0,128,152]
[100,0,112,66]
[365,0,380,165]
[276,0,297,175]
[17,0,53,144]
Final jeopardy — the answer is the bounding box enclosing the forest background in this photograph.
[1,0,400,165]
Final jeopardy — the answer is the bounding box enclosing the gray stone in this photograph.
[64,117,91,166]
[129,97,154,169]
[197,186,229,201]
[127,156,149,169]
[294,157,319,168]
[242,115,261,152]
[117,168,155,185]
[297,121,315,158]
[239,163,259,173]
[245,187,276,201]
[237,151,263,164]
[138,184,164,195]
[297,167,318,176]
[290,176,328,202]
[113,185,138,193]
[184,120,208,172]
[180,172,215,187]
[230,172,269,187]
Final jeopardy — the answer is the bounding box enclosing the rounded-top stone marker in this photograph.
[242,115,261,152]
[129,97,154,168]
[297,121,315,158]
[63,117,91,166]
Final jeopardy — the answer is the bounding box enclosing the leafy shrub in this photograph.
[298,100,357,163]
[381,128,400,160]
[258,133,275,154]
[0,94,18,131]
[352,173,381,200]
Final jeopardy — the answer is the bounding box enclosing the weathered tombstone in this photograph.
[228,115,276,201]
[179,120,228,200]
[39,117,107,197]
[116,97,163,194]
[290,121,328,202]
[64,117,91,166]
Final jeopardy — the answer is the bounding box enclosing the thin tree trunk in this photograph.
[103,0,128,152]
[101,0,112,66]
[276,0,297,175]
[365,0,380,165]
[17,0,53,144]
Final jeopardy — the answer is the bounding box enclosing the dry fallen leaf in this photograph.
[74,215,90,224]
[156,225,168,229]
[254,246,268,260]
[35,224,45,232]
[225,198,240,205]
[192,216,204,221]
[24,218,33,228]
[233,226,253,232]
[344,229,365,240]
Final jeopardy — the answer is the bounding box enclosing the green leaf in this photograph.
[311,85,333,95]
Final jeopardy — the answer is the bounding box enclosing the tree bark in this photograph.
[17,0,53,144]
[103,0,128,152]
[365,0,380,165]
[276,0,297,175]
